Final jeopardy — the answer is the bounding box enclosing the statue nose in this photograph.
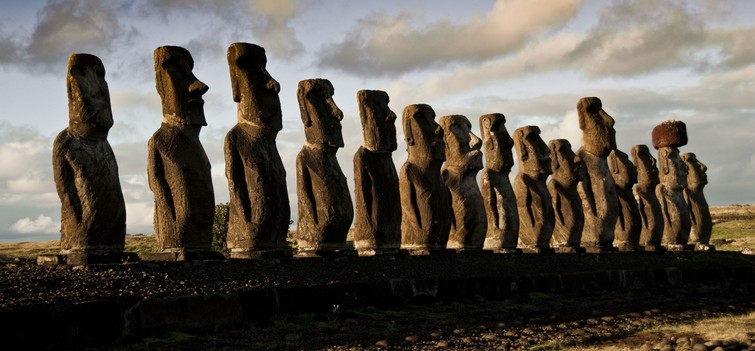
[189,79,209,95]
[267,78,280,93]
[470,133,482,150]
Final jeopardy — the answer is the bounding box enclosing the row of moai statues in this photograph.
[52,43,713,262]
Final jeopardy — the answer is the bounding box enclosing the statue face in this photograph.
[154,46,209,126]
[514,126,551,179]
[403,104,445,161]
[631,145,659,187]
[298,79,344,148]
[228,43,282,131]
[480,113,514,171]
[549,139,582,184]
[608,149,638,188]
[441,115,482,170]
[578,97,616,158]
[659,147,688,189]
[67,53,113,132]
[358,90,397,152]
[682,153,707,187]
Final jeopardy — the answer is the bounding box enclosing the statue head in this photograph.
[480,113,514,172]
[514,126,551,180]
[440,115,483,171]
[154,46,209,126]
[608,149,638,189]
[403,104,444,162]
[658,147,688,190]
[227,42,282,131]
[681,152,707,189]
[548,139,583,185]
[631,145,660,188]
[66,53,113,138]
[577,97,616,158]
[297,79,344,148]
[357,90,397,152]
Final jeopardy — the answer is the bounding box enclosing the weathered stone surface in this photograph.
[547,139,584,251]
[513,126,554,252]
[654,124,691,251]
[353,90,401,255]
[148,46,214,253]
[295,79,353,254]
[576,97,618,251]
[631,145,665,250]
[479,113,519,252]
[224,43,290,258]
[440,115,486,251]
[53,53,126,254]
[652,120,688,149]
[399,104,451,254]
[682,153,713,251]
[608,149,641,251]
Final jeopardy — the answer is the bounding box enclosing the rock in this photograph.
[285,333,300,341]
[587,318,599,325]
[482,333,497,340]
[462,337,473,344]
[436,340,449,348]
[513,126,554,251]
[706,340,722,347]
[405,335,419,342]
[453,328,465,335]
[600,316,615,322]
[638,343,654,351]
[375,339,389,347]
[521,328,535,335]
[504,331,517,337]
[691,343,707,351]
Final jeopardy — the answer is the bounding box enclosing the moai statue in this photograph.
[547,139,585,253]
[631,145,665,252]
[148,46,218,258]
[608,149,641,251]
[479,114,520,253]
[652,120,691,251]
[353,90,401,256]
[682,152,714,251]
[440,115,486,251]
[576,97,619,252]
[513,126,554,253]
[51,53,130,264]
[399,104,452,255]
[224,43,290,259]
[295,79,353,256]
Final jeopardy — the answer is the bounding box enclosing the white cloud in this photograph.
[9,214,60,234]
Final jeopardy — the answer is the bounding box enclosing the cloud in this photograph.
[0,122,57,206]
[317,0,581,76]
[9,214,60,234]
[247,0,303,56]
[707,26,755,69]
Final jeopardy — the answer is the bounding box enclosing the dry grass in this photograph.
[711,204,755,252]
[0,234,157,262]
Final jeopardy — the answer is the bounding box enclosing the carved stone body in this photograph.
[53,53,126,254]
[440,115,486,251]
[513,126,554,252]
[295,79,353,254]
[653,121,691,251]
[682,153,713,251]
[608,149,641,251]
[631,145,664,251]
[399,104,451,254]
[353,90,401,255]
[479,113,519,252]
[148,46,214,253]
[224,43,290,257]
[575,97,618,251]
[547,139,584,252]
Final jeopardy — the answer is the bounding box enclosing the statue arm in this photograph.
[683,189,697,225]
[549,182,565,226]
[400,168,424,232]
[636,191,649,229]
[225,137,251,221]
[354,157,374,224]
[525,184,536,228]
[656,184,671,225]
[147,140,176,220]
[579,177,597,216]
[52,139,82,222]
[482,177,500,229]
[296,154,318,225]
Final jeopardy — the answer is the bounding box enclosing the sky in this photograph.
[0,0,753,242]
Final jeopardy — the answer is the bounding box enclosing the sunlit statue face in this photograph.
[578,97,616,158]
[403,104,445,162]
[227,42,282,131]
[67,53,113,137]
[659,147,688,190]
[514,126,551,180]
[357,90,397,152]
[631,145,660,187]
[549,139,583,185]
[441,115,482,171]
[298,79,344,148]
[682,152,708,189]
[480,113,514,172]
[608,149,638,189]
[154,46,209,126]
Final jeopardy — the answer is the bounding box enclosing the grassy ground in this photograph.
[0,234,157,261]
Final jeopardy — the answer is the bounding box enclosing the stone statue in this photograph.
[440,115,486,251]
[608,149,641,251]
[224,43,290,259]
[513,126,554,253]
[682,152,714,251]
[575,97,618,252]
[353,90,401,256]
[479,114,520,253]
[53,53,127,259]
[631,145,665,252]
[547,139,584,253]
[295,79,353,256]
[148,46,216,256]
[652,121,691,251]
[399,104,451,254]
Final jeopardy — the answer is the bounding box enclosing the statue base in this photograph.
[139,250,225,262]
[642,244,666,253]
[230,248,292,259]
[583,246,618,253]
[37,252,139,266]
[662,244,688,252]
[616,244,641,253]
[555,246,586,254]
[489,247,523,254]
[521,247,556,254]
[693,243,716,252]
